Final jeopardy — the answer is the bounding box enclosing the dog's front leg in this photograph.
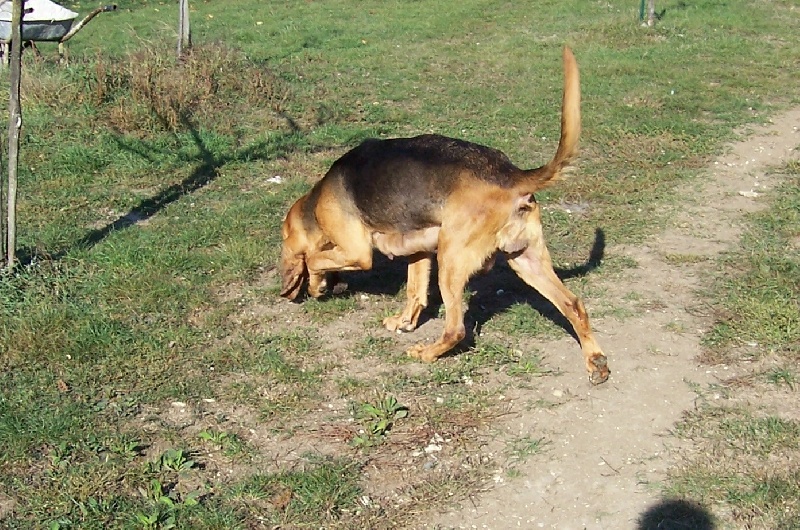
[384,252,432,332]
[406,258,467,362]
[305,243,372,298]
[306,271,329,298]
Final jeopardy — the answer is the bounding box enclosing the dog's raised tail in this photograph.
[518,46,581,192]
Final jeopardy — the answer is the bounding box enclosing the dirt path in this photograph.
[431,108,800,529]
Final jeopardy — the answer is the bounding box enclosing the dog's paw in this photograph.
[587,353,610,385]
[407,343,439,363]
[383,315,415,333]
[307,276,327,298]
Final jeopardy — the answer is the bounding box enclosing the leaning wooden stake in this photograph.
[177,0,191,58]
[58,4,118,63]
[5,0,23,270]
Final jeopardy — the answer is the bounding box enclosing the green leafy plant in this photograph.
[199,429,246,456]
[766,368,796,390]
[508,435,548,463]
[149,449,196,473]
[351,394,409,447]
[48,441,71,470]
[134,478,202,529]
[133,507,175,530]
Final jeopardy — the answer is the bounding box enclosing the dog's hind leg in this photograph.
[407,231,493,363]
[384,252,432,332]
[506,211,609,384]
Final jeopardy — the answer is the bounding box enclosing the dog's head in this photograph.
[279,196,310,300]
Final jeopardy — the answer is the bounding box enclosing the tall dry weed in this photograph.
[21,44,295,137]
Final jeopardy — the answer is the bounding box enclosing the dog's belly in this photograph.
[372,227,440,258]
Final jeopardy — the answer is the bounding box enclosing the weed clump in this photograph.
[22,44,295,137]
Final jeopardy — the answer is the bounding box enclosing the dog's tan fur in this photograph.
[279,47,609,384]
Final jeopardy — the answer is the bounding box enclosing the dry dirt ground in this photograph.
[429,109,800,529]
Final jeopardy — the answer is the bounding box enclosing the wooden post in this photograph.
[647,0,656,26]
[0,62,4,265]
[177,0,191,58]
[5,0,23,270]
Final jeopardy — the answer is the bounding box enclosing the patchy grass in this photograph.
[667,160,800,529]
[668,407,800,529]
[1,0,800,528]
[702,161,800,361]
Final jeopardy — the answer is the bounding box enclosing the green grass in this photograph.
[669,407,800,529]
[487,301,564,339]
[666,160,800,529]
[224,456,364,526]
[1,0,800,527]
[702,161,800,360]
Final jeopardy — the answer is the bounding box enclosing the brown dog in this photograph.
[280,47,609,384]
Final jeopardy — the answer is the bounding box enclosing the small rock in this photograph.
[424,444,442,454]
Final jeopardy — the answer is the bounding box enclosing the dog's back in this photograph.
[323,134,521,233]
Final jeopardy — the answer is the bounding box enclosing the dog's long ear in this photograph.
[279,197,309,299]
[280,255,306,300]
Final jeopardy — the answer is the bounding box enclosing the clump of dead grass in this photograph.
[21,43,296,137]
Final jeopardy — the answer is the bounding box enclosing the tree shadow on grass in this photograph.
[637,498,716,530]
[25,113,310,264]
[76,119,303,252]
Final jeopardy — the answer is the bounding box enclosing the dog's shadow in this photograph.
[340,228,605,348]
